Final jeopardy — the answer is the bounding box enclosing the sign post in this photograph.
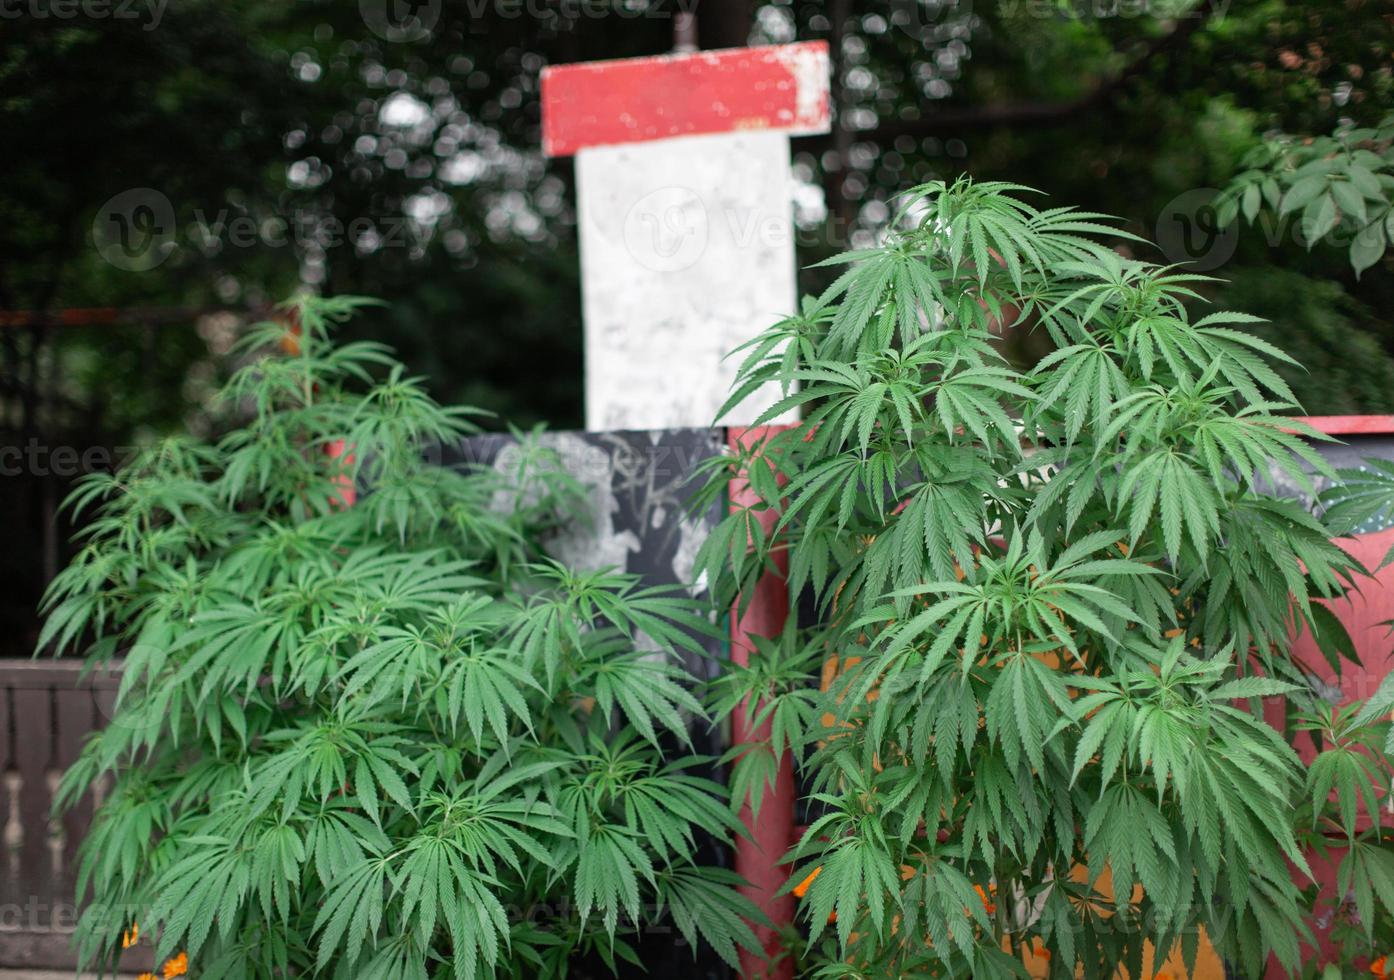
[542,42,830,432]
[542,42,830,978]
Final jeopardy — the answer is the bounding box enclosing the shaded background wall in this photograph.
[2,0,1393,656]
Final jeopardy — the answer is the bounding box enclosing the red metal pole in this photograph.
[727,426,796,980]
[325,439,356,508]
[1259,416,1394,975]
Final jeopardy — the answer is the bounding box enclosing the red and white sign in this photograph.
[542,42,830,158]
[542,43,830,974]
[543,42,828,432]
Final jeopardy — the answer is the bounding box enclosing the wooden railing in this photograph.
[0,658,134,970]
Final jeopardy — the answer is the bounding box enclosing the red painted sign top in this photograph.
[541,42,831,157]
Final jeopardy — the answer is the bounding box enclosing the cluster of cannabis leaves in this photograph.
[41,297,762,979]
[691,178,1394,978]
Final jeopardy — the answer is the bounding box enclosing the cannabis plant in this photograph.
[694,178,1377,977]
[1296,464,1394,978]
[42,297,760,979]
[1288,695,1394,980]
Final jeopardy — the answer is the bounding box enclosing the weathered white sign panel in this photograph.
[575,130,798,430]
[542,43,831,430]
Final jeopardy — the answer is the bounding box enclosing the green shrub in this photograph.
[43,297,761,979]
[1218,112,1394,278]
[695,178,1386,977]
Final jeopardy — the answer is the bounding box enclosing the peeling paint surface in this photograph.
[541,41,830,157]
[448,425,726,680]
[575,130,798,430]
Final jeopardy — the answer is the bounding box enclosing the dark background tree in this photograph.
[2,0,1391,654]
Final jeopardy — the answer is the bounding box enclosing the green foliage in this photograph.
[1288,697,1394,980]
[1322,460,1394,573]
[1219,113,1394,278]
[41,297,761,979]
[697,177,1383,977]
[1206,268,1394,417]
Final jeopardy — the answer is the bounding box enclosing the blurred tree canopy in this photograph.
[0,0,1391,650]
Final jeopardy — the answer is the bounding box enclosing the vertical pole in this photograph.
[325,439,356,508]
[282,307,356,510]
[672,10,697,52]
[727,426,795,980]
